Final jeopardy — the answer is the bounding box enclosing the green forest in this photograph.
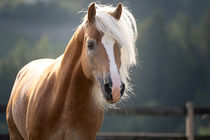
[0,0,210,135]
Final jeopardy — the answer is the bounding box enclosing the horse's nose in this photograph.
[103,81,125,102]
[120,82,125,96]
[104,82,112,94]
[104,82,113,100]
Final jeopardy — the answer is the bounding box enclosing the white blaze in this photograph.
[102,34,121,101]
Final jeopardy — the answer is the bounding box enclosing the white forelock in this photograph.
[82,3,138,108]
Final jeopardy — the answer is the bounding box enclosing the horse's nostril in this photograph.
[120,83,125,96]
[104,83,112,94]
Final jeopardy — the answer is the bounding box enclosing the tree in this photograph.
[32,35,52,59]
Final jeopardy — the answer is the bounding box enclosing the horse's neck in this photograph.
[52,27,103,122]
[52,29,104,134]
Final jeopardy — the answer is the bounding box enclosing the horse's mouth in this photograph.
[94,72,125,103]
[106,100,116,104]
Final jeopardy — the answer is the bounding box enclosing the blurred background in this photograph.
[0,0,210,136]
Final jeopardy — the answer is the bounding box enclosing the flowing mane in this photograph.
[82,3,138,107]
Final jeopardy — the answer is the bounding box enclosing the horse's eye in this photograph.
[87,40,95,50]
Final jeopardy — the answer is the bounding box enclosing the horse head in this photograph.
[80,3,137,104]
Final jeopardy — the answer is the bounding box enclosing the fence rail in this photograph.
[97,132,210,140]
[1,102,210,140]
[106,106,210,116]
[2,104,210,115]
[0,105,210,116]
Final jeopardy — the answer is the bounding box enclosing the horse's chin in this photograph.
[105,99,120,104]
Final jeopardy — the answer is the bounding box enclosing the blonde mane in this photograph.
[82,3,138,108]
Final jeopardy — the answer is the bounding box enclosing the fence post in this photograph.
[186,101,194,140]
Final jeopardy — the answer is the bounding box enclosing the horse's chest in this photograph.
[47,126,96,140]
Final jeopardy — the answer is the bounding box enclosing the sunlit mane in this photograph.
[82,3,138,108]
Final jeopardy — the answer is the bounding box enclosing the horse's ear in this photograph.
[88,3,96,23]
[111,3,122,20]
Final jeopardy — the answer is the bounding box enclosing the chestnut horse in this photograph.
[6,3,137,140]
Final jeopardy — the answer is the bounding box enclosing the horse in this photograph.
[6,2,137,140]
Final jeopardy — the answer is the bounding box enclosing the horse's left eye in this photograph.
[87,40,95,50]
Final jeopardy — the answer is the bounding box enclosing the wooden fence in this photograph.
[1,101,210,140]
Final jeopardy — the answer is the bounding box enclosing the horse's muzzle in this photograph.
[101,75,125,103]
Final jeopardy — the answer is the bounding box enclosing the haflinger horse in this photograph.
[6,2,137,140]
